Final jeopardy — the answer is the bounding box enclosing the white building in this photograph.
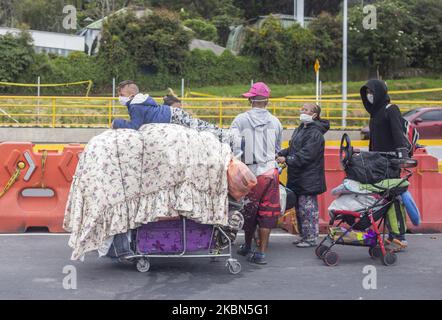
[0,27,85,57]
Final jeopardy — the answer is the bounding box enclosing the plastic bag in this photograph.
[330,227,377,247]
[227,158,257,201]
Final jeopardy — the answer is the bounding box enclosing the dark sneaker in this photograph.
[247,252,267,265]
[237,244,252,256]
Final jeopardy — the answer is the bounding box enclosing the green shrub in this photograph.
[183,49,257,87]
[0,32,34,84]
[184,19,218,42]
[241,16,315,83]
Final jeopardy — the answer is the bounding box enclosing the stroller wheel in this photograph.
[382,252,397,266]
[323,251,339,267]
[369,246,382,259]
[315,245,329,259]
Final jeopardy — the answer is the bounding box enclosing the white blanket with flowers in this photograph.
[64,123,232,260]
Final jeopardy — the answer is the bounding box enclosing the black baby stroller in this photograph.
[316,134,418,267]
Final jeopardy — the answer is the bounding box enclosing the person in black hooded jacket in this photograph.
[277,103,330,247]
[360,79,409,153]
[360,79,409,250]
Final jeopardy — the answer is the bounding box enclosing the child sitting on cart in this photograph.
[112,80,234,145]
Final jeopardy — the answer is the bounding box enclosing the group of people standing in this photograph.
[112,78,410,265]
[233,79,410,265]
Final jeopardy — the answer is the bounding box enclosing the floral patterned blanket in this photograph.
[64,123,232,260]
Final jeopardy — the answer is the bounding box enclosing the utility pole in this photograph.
[342,0,348,128]
[294,0,305,27]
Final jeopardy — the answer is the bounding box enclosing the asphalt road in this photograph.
[0,232,441,300]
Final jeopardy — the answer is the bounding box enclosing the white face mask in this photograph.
[367,93,374,104]
[119,96,131,106]
[300,113,314,123]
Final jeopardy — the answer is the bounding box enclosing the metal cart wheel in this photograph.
[136,258,151,273]
[226,259,241,274]
[382,252,397,266]
[315,245,329,259]
[369,246,382,259]
[323,251,339,267]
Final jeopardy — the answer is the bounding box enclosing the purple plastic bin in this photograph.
[137,218,214,254]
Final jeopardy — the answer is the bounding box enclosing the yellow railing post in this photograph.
[52,97,56,128]
[108,100,112,128]
[219,100,223,127]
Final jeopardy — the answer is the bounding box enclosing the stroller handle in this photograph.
[340,133,418,169]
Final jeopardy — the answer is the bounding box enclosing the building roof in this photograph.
[0,27,84,51]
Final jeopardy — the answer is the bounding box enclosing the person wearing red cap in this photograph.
[230,82,283,265]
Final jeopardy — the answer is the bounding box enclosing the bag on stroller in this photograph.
[345,152,401,184]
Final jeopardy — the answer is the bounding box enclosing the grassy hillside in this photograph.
[150,77,442,100]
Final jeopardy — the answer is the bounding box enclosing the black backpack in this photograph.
[386,104,419,157]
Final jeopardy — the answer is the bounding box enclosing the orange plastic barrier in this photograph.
[280,147,442,233]
[0,142,83,232]
[1,142,441,233]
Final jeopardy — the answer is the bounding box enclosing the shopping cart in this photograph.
[125,212,243,274]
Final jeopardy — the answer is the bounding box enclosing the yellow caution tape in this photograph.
[0,80,93,96]
[285,87,442,99]
[188,91,219,98]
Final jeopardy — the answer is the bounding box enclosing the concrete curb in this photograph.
[0,127,362,144]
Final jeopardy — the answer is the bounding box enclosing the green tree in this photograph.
[233,0,342,19]
[184,19,218,42]
[308,12,342,69]
[99,9,192,77]
[150,0,241,20]
[407,0,442,70]
[347,0,419,77]
[241,16,315,82]
[242,17,285,80]
[14,0,66,32]
[0,31,34,84]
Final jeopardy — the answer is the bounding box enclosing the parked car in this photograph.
[361,108,442,140]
